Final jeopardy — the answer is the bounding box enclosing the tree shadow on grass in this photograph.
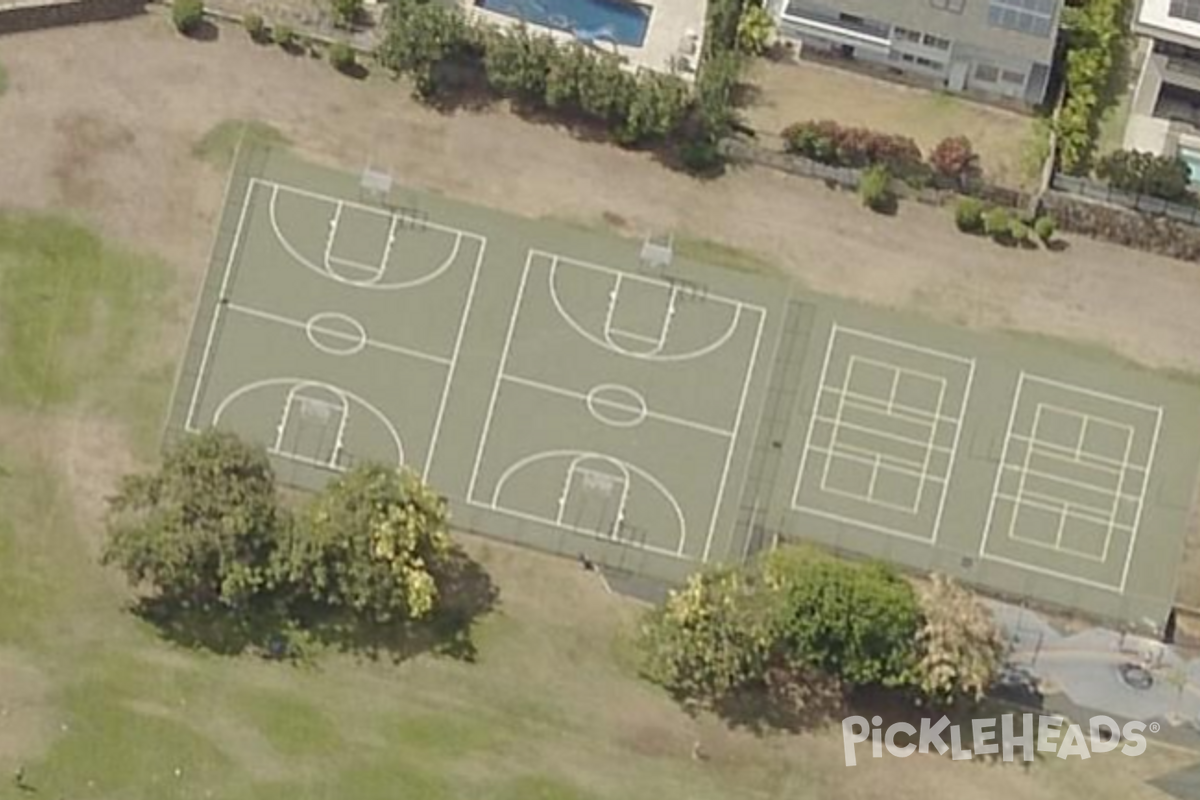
[843,681,1052,768]
[709,668,847,735]
[184,19,220,42]
[133,545,499,665]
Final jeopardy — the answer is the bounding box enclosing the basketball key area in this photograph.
[169,145,1200,625]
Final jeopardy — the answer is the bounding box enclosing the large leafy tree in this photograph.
[913,574,1005,703]
[377,0,478,97]
[101,430,281,607]
[761,547,921,688]
[638,567,774,701]
[276,465,452,623]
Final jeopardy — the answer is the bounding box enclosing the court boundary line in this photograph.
[166,127,249,446]
[977,372,1164,594]
[185,174,255,432]
[790,324,975,546]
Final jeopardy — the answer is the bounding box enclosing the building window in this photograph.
[974,64,1000,83]
[922,33,951,50]
[1001,69,1026,86]
[930,0,966,12]
[987,0,1057,38]
[894,26,922,43]
[1170,0,1200,22]
[916,57,946,70]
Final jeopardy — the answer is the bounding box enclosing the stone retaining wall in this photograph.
[0,0,144,36]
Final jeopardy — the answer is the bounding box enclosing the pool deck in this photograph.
[464,0,705,77]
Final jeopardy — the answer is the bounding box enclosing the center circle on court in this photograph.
[305,312,368,356]
[585,384,649,428]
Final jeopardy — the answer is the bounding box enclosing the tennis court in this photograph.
[168,143,1200,628]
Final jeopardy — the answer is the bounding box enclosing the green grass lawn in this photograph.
[193,119,291,169]
[0,212,1193,800]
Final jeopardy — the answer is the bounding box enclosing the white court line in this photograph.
[1011,435,1127,475]
[484,448,687,554]
[809,442,947,476]
[837,325,976,366]
[168,133,252,439]
[1008,522,1108,563]
[1026,373,1165,414]
[471,503,689,560]
[811,414,953,454]
[832,387,960,426]
[265,178,469,238]
[983,554,1131,592]
[323,201,343,274]
[790,322,842,510]
[819,351,857,497]
[377,214,400,282]
[793,506,939,544]
[501,373,735,438]
[1120,405,1163,592]
[850,354,951,393]
[793,323,973,545]
[226,302,452,367]
[914,360,959,534]
[821,356,948,516]
[607,329,661,345]
[1011,461,1138,502]
[701,303,766,562]
[467,252,533,503]
[327,254,384,275]
[998,492,1133,531]
[423,236,485,481]
[185,179,256,432]
[978,373,1027,558]
[1006,404,1044,544]
[273,384,348,467]
[979,371,1163,594]
[556,457,631,536]
[1101,423,1135,562]
[544,253,749,363]
[264,179,477,291]
[211,377,406,468]
[530,247,751,313]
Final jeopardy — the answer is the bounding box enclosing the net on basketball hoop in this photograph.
[640,232,674,270]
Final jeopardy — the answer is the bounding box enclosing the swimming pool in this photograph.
[476,0,652,48]
[1180,147,1200,186]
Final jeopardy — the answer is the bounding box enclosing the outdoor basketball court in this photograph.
[169,143,1200,627]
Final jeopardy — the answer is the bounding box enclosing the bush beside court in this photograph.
[638,546,1004,714]
[171,0,204,35]
[101,430,490,655]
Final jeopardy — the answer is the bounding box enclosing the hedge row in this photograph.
[781,120,980,187]
[377,0,694,147]
[1058,0,1127,174]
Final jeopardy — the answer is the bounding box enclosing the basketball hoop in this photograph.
[360,166,393,207]
[640,231,674,270]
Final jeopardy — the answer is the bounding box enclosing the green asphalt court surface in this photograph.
[168,143,1200,627]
